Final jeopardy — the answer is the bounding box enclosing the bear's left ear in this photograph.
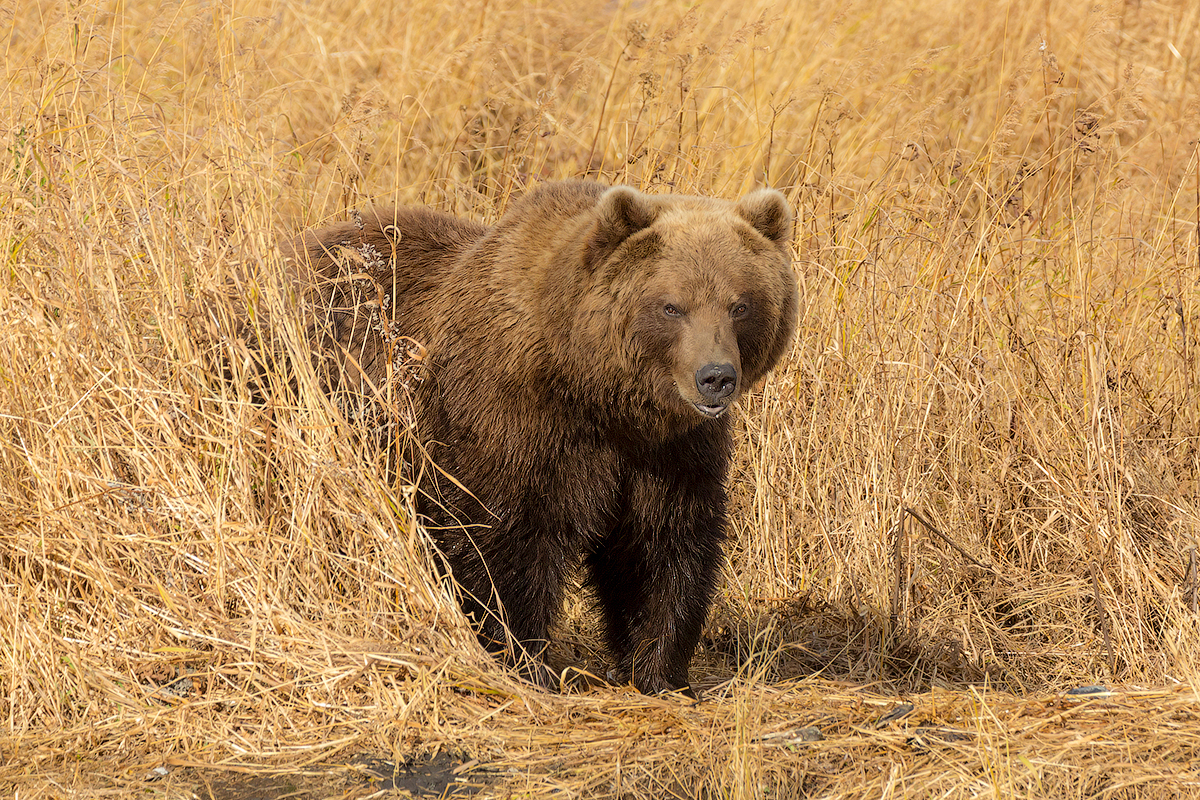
[736,189,792,246]
[585,186,660,271]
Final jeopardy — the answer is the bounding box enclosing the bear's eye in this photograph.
[663,303,682,318]
[731,302,749,319]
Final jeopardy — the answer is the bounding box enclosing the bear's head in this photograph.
[574,185,797,428]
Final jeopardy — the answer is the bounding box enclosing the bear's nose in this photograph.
[695,363,738,401]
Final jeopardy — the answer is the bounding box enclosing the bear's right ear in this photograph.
[584,186,659,271]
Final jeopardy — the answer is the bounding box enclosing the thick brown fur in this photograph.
[286,181,797,695]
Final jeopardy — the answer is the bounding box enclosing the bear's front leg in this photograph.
[440,516,571,691]
[587,479,728,696]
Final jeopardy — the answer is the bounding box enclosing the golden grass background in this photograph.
[2,0,1199,796]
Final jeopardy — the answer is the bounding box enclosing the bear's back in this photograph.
[285,205,489,395]
[286,205,486,304]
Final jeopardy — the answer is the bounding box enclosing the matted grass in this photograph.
[2,0,1198,796]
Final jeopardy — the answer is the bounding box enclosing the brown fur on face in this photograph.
[588,187,796,422]
[285,181,797,696]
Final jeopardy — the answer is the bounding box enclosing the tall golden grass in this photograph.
[2,0,1199,796]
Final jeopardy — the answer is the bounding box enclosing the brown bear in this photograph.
[285,180,797,695]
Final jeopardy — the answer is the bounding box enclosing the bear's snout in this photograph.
[694,362,738,416]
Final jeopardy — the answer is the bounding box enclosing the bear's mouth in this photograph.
[692,401,729,419]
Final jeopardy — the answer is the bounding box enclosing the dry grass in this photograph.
[2,0,1199,796]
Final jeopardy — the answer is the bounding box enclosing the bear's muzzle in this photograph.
[693,362,738,417]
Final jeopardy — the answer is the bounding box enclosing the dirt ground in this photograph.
[180,751,485,799]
